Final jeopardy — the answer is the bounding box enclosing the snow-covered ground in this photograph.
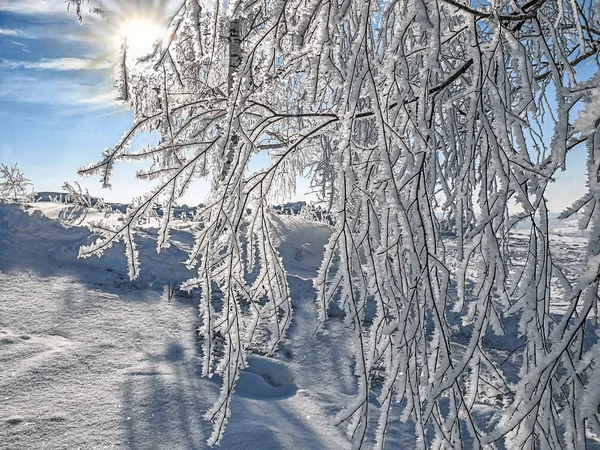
[1,200,597,449]
[0,201,355,449]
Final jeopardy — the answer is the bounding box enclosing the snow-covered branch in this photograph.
[73,0,600,447]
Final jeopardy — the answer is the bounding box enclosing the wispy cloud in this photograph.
[10,41,31,53]
[0,57,110,71]
[0,1,68,16]
[82,90,119,105]
[1,21,101,45]
[0,28,24,36]
[0,69,120,113]
[1,0,182,17]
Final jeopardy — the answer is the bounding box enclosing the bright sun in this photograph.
[116,18,164,59]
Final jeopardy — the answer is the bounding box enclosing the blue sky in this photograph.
[0,0,590,210]
[0,0,190,203]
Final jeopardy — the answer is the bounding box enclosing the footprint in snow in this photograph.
[235,355,297,399]
[6,417,23,426]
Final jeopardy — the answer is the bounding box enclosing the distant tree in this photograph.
[0,163,33,202]
[68,0,600,448]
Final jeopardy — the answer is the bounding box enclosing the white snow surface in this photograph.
[3,201,593,449]
[0,202,354,449]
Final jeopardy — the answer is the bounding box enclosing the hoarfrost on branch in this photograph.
[68,0,600,447]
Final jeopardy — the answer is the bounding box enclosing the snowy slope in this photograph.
[0,202,351,450]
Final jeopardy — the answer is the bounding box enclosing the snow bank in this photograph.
[0,202,193,289]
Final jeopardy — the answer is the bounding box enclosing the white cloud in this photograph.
[10,41,31,53]
[1,0,182,17]
[0,1,67,16]
[0,57,110,71]
[0,69,121,114]
[0,28,24,36]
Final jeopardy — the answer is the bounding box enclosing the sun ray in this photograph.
[81,0,174,56]
[116,18,165,59]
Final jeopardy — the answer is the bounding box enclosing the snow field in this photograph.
[0,201,351,449]
[2,200,598,449]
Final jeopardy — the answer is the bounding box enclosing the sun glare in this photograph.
[116,18,164,59]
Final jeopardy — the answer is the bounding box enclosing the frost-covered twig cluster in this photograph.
[0,163,33,202]
[62,181,96,209]
[69,0,600,447]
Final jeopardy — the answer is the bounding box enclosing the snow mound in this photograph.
[236,355,297,398]
[0,202,193,288]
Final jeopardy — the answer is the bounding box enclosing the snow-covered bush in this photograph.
[67,0,600,447]
[62,181,95,208]
[0,163,33,202]
[55,182,111,227]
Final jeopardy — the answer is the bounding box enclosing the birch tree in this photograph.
[69,0,600,447]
